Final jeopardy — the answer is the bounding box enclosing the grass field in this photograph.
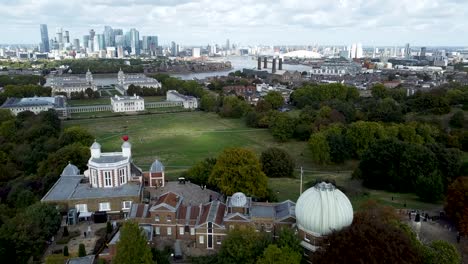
[64,111,442,211]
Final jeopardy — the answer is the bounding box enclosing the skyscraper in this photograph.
[171,41,177,56]
[104,26,114,47]
[64,31,70,43]
[83,35,90,49]
[96,34,105,50]
[130,28,140,55]
[40,24,49,52]
[73,39,80,50]
[404,43,411,59]
[142,36,158,55]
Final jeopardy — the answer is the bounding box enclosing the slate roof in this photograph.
[150,192,182,212]
[41,177,142,202]
[1,96,66,108]
[90,154,127,164]
[61,163,80,176]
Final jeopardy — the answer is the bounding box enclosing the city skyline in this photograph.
[0,0,467,46]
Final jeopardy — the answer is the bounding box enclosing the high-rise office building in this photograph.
[83,35,90,49]
[171,41,177,56]
[226,39,230,50]
[142,36,158,55]
[404,43,411,59]
[96,34,105,50]
[89,29,95,41]
[115,35,125,47]
[104,26,114,47]
[130,28,140,55]
[40,24,50,52]
[420,47,426,59]
[64,31,70,43]
[56,28,63,44]
[73,39,80,50]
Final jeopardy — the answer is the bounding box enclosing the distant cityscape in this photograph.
[0,23,466,64]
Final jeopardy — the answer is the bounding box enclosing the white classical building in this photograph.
[49,69,97,97]
[295,182,353,254]
[87,140,136,188]
[166,90,198,109]
[0,95,68,117]
[110,94,145,112]
[117,69,162,91]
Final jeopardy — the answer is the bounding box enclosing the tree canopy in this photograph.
[209,148,268,198]
[114,221,153,264]
[260,147,295,178]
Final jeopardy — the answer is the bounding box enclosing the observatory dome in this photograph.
[296,182,353,236]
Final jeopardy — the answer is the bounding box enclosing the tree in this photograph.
[346,121,386,157]
[308,132,331,164]
[218,227,270,264]
[209,148,268,199]
[327,132,351,164]
[106,221,113,234]
[269,113,296,142]
[256,245,301,264]
[260,147,295,178]
[449,110,465,128]
[263,91,284,109]
[63,246,69,257]
[85,88,95,98]
[58,126,94,147]
[371,83,388,99]
[312,203,423,264]
[186,158,217,187]
[114,221,153,264]
[78,243,86,257]
[200,94,218,112]
[63,226,69,237]
[414,171,444,202]
[219,96,249,118]
[445,177,468,235]
[275,227,302,254]
[423,240,461,264]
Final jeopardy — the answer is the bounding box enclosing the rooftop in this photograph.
[90,153,128,164]
[1,96,66,108]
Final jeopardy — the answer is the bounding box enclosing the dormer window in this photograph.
[155,215,160,222]
[104,171,112,187]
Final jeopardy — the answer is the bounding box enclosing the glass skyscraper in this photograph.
[40,24,49,52]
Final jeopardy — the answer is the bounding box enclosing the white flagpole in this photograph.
[300,166,303,195]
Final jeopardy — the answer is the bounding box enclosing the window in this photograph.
[104,171,112,187]
[229,225,235,231]
[91,170,97,186]
[99,202,111,211]
[119,168,126,184]
[76,204,88,212]
[304,233,310,242]
[155,227,160,235]
[167,215,172,222]
[199,235,204,244]
[179,227,184,235]
[122,201,132,210]
[167,227,172,235]
[155,215,160,222]
[190,228,195,235]
[216,236,222,245]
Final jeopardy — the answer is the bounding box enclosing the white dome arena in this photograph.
[283,50,322,59]
[296,182,353,236]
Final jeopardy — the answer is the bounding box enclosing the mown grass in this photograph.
[64,111,442,211]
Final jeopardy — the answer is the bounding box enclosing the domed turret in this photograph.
[122,140,131,158]
[230,192,247,207]
[90,140,101,158]
[150,160,164,173]
[296,182,353,236]
[61,162,80,176]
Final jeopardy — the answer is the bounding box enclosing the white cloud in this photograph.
[0,0,467,45]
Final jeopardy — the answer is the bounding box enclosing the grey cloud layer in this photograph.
[0,0,466,45]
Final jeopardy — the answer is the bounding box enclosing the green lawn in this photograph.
[64,111,442,211]
[64,112,316,174]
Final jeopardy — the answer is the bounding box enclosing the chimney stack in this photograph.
[263,57,267,68]
[272,58,276,73]
[279,58,283,70]
[257,57,261,70]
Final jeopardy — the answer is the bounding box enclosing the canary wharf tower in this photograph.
[40,24,50,52]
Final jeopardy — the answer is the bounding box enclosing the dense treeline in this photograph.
[0,109,93,262]
[58,59,149,74]
[128,73,207,98]
[0,74,46,86]
[0,75,50,104]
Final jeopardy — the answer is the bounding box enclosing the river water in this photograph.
[46,56,312,85]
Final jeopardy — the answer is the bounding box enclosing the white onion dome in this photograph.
[230,192,247,207]
[90,141,101,149]
[296,182,353,236]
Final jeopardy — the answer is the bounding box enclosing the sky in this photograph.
[0,0,467,46]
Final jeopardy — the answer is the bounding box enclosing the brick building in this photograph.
[128,191,295,251]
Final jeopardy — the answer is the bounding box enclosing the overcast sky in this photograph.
[1,0,467,46]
